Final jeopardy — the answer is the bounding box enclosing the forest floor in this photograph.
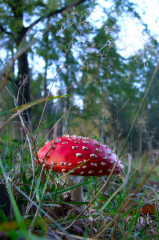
[0,135,159,240]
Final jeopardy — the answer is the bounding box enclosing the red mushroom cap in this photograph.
[37,135,124,176]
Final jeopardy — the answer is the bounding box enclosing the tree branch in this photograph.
[27,0,86,32]
[0,24,13,36]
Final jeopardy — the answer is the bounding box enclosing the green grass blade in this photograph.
[7,176,73,239]
[0,159,27,231]
[55,180,92,195]
[0,95,69,117]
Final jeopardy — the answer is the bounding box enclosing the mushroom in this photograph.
[37,135,124,210]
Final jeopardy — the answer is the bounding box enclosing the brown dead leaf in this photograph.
[140,203,158,217]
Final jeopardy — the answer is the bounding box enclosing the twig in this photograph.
[35,64,67,140]
[64,158,122,230]
[7,176,73,239]
[94,157,159,239]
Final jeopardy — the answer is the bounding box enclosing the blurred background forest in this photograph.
[0,0,159,157]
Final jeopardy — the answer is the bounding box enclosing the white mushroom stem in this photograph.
[66,175,84,202]
[60,174,86,210]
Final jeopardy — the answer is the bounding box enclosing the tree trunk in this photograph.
[9,1,31,123]
[17,50,31,122]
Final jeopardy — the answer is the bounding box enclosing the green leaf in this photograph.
[0,95,70,117]
[0,160,27,231]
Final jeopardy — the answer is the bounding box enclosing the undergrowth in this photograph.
[0,1,159,239]
[0,132,159,239]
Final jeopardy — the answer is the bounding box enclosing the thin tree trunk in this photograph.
[8,0,31,123]
[43,19,49,97]
[17,50,31,122]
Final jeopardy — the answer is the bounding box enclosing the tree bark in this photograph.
[17,51,31,122]
[7,0,31,122]
[3,0,87,123]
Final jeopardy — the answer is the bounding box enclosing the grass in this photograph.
[0,133,159,239]
[1,1,159,237]
[0,59,158,240]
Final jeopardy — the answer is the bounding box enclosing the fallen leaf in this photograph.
[140,203,158,216]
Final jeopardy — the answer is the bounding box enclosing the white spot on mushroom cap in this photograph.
[88,170,94,174]
[94,142,101,147]
[90,153,98,159]
[72,135,77,138]
[76,153,82,158]
[98,170,103,173]
[110,160,115,163]
[62,141,68,144]
[72,146,79,149]
[95,148,102,153]
[107,168,112,172]
[101,162,106,166]
[82,146,88,150]
[91,162,98,167]
[77,161,83,164]
[65,134,70,137]
[83,140,89,144]
[82,165,87,169]
[107,152,112,156]
[119,160,123,164]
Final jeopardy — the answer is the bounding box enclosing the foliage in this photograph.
[0,0,159,238]
[0,0,158,152]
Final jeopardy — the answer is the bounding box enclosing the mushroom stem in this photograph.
[67,177,84,202]
[61,175,86,210]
